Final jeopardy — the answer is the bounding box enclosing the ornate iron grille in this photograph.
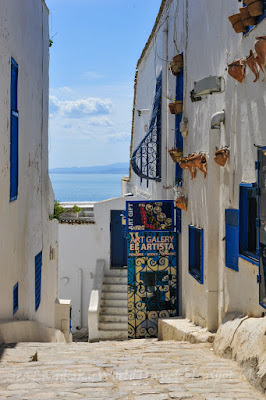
[131,72,162,181]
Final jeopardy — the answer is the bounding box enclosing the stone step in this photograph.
[105,269,128,277]
[99,321,128,331]
[99,314,128,323]
[102,284,127,293]
[101,299,128,308]
[97,330,128,341]
[100,306,128,315]
[103,276,128,285]
[101,291,128,300]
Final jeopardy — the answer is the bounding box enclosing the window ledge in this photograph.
[239,253,259,266]
[189,270,204,284]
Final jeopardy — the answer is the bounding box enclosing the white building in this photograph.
[0,0,71,343]
[125,0,266,331]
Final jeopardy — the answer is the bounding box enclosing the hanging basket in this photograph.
[175,195,187,211]
[228,13,246,33]
[245,0,264,16]
[228,59,246,83]
[214,148,229,167]
[168,148,183,163]
[239,7,256,26]
[169,101,183,114]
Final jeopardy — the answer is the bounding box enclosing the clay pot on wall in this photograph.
[228,59,246,82]
[179,157,188,170]
[175,195,187,211]
[239,7,256,26]
[228,13,246,33]
[245,0,264,17]
[187,153,208,178]
[255,36,266,70]
[169,101,183,114]
[214,148,229,167]
[245,50,260,82]
[169,54,183,76]
[168,148,183,163]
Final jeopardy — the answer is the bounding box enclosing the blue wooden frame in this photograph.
[239,183,259,265]
[13,282,18,315]
[225,209,239,271]
[188,225,204,284]
[243,0,266,35]
[10,58,19,202]
[35,251,42,311]
[257,146,266,309]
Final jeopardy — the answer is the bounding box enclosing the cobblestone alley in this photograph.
[0,339,265,399]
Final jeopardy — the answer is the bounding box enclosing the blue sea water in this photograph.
[49,173,124,202]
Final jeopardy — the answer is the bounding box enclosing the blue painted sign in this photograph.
[126,200,174,232]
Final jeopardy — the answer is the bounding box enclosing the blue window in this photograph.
[10,58,19,202]
[189,226,204,284]
[35,251,42,311]
[239,183,258,264]
[243,0,266,34]
[225,209,239,271]
[13,282,18,315]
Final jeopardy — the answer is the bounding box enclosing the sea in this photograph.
[49,173,124,202]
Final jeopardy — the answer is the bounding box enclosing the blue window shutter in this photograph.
[225,209,239,271]
[10,58,19,202]
[35,251,42,311]
[13,282,18,315]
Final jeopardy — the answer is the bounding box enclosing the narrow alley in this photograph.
[0,339,264,400]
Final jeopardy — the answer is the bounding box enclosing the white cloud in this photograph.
[49,96,112,118]
[83,71,104,80]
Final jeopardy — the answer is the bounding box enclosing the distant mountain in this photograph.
[49,162,129,175]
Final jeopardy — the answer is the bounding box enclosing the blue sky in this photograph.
[46,0,162,168]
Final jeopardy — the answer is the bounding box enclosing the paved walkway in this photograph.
[0,339,265,399]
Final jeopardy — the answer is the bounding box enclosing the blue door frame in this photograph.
[257,147,266,309]
[110,210,127,268]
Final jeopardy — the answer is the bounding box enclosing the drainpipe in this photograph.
[77,268,82,330]
[162,18,169,199]
[229,82,237,205]
[211,111,225,129]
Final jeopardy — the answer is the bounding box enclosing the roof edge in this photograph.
[136,0,169,69]
[42,0,49,14]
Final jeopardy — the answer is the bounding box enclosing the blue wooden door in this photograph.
[110,210,127,268]
[258,148,266,309]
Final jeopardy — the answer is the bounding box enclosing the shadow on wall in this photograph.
[0,343,17,361]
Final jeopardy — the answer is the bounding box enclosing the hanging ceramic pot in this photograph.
[179,157,188,170]
[187,153,208,178]
[228,59,246,83]
[169,54,183,76]
[186,154,197,180]
[255,36,266,67]
[239,7,256,26]
[214,148,229,167]
[175,195,188,211]
[169,101,183,114]
[168,148,183,163]
[228,13,246,33]
[245,50,260,82]
[245,0,264,17]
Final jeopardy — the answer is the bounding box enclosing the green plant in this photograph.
[72,205,81,214]
[49,200,65,221]
[49,39,53,48]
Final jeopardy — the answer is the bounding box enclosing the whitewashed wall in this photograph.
[58,197,137,332]
[128,0,266,330]
[0,0,59,330]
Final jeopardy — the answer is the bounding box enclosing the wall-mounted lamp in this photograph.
[191,76,224,102]
[137,109,150,116]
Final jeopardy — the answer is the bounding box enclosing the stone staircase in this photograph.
[98,268,128,341]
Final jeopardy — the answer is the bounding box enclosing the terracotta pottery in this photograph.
[239,7,256,26]
[175,195,187,211]
[214,148,229,167]
[245,50,260,82]
[228,59,246,83]
[186,153,208,178]
[168,148,183,163]
[169,54,183,76]
[179,157,188,170]
[228,13,246,33]
[255,36,266,67]
[245,0,263,17]
[169,101,183,114]
[186,154,197,180]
